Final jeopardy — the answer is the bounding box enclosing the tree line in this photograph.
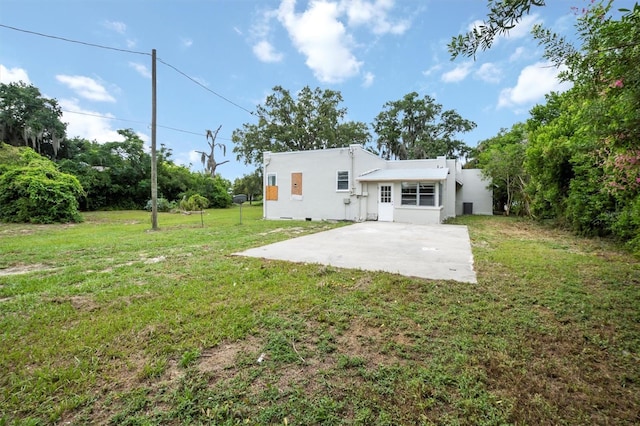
[0,79,478,223]
[0,83,234,223]
[4,0,635,254]
[471,2,639,254]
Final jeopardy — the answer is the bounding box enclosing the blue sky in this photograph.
[0,0,620,181]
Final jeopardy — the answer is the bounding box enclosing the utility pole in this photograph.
[151,48,158,230]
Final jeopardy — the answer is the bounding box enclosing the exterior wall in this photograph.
[263,146,385,221]
[385,157,457,220]
[394,203,443,225]
[456,169,493,215]
[263,146,493,223]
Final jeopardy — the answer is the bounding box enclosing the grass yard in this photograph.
[0,206,638,425]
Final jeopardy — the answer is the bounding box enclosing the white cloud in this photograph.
[498,62,572,108]
[341,0,410,35]
[253,40,284,63]
[441,61,473,83]
[422,63,442,77]
[129,62,152,79]
[56,75,116,102]
[233,26,243,36]
[59,98,124,143]
[467,19,485,33]
[466,13,540,50]
[475,62,502,84]
[362,71,375,87]
[277,0,362,83]
[104,20,126,34]
[0,65,30,84]
[509,46,526,62]
[189,150,202,165]
[503,14,541,39]
[181,37,193,48]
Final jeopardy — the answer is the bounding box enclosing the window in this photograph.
[291,172,302,196]
[266,173,278,201]
[401,182,417,205]
[380,185,391,203]
[337,170,349,191]
[418,183,435,206]
[401,182,437,206]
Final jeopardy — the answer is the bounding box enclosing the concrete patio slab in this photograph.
[235,222,477,283]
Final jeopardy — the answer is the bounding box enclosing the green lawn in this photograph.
[1,207,638,425]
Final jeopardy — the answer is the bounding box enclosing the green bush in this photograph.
[184,174,232,209]
[0,149,84,223]
[144,197,175,212]
[180,194,209,211]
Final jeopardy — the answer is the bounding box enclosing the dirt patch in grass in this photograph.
[64,295,99,312]
[198,336,262,375]
[0,263,55,276]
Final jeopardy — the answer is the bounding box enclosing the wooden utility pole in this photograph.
[151,48,158,230]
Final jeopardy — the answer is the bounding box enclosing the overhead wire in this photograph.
[0,23,255,120]
[61,109,233,140]
[156,58,255,116]
[0,23,150,56]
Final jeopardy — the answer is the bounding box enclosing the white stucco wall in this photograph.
[456,169,493,215]
[263,146,385,221]
[263,146,493,223]
[394,204,443,225]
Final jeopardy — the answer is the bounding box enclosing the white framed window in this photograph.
[401,182,438,206]
[336,170,349,191]
[267,173,277,186]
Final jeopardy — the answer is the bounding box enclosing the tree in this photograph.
[188,174,232,209]
[448,0,546,59]
[58,129,151,209]
[0,147,84,223]
[196,125,229,177]
[475,123,529,215]
[233,169,263,205]
[232,86,370,166]
[530,2,640,248]
[0,82,67,158]
[373,92,475,160]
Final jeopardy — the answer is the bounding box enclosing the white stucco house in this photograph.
[262,144,492,225]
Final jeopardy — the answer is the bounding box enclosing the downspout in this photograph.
[349,146,355,221]
[263,152,271,220]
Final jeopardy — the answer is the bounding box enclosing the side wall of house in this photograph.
[456,169,493,215]
[263,146,384,221]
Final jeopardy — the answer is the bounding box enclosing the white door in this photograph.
[378,183,394,221]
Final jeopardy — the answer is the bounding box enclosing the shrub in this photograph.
[0,149,84,223]
[180,194,209,211]
[144,197,175,212]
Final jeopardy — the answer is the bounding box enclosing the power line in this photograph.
[61,109,233,141]
[156,58,255,116]
[0,23,150,56]
[1,23,257,117]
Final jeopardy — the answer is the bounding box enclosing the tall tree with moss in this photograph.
[0,82,67,158]
[373,92,475,160]
[232,86,370,167]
